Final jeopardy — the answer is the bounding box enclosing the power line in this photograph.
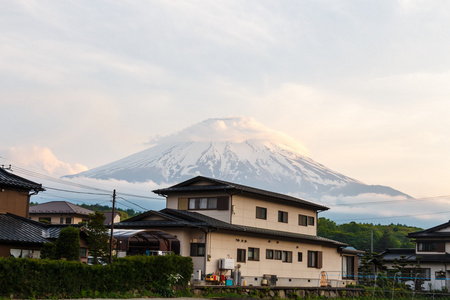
[116,197,151,211]
[325,194,450,207]
[43,186,111,196]
[333,210,450,222]
[2,163,164,200]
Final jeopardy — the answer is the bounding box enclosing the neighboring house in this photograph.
[0,166,45,257]
[0,167,88,261]
[0,166,44,218]
[29,201,93,225]
[104,211,121,225]
[381,220,450,291]
[113,176,361,287]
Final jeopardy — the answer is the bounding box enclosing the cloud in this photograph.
[318,193,450,228]
[1,146,88,176]
[148,116,310,156]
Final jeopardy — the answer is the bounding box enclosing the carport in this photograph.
[113,229,180,256]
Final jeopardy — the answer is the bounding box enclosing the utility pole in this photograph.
[109,189,116,263]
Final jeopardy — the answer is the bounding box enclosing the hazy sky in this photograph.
[2,1,450,224]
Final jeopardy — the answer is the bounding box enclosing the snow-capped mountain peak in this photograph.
[66,117,409,200]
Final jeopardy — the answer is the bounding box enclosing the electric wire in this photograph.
[333,210,450,222]
[325,194,450,207]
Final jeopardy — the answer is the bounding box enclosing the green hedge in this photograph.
[0,254,193,298]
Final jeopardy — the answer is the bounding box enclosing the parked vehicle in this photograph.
[87,256,107,265]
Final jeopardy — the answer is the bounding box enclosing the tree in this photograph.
[86,211,109,263]
[40,242,57,260]
[55,226,80,261]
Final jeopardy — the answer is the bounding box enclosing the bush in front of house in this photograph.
[0,254,193,298]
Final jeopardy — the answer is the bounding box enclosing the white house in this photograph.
[381,220,450,291]
[114,176,361,287]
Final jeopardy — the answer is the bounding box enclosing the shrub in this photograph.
[0,254,193,298]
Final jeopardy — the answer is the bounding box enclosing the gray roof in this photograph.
[153,176,328,211]
[408,220,450,239]
[117,208,346,247]
[381,248,450,263]
[29,201,94,215]
[0,213,84,248]
[0,168,44,191]
[0,213,50,245]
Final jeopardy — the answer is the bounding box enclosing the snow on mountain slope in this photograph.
[66,117,410,200]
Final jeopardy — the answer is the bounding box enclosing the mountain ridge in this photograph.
[65,117,410,201]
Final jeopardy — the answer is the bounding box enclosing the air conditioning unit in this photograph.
[219,258,235,270]
[193,269,202,280]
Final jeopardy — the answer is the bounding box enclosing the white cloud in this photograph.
[1,146,88,176]
[149,116,310,156]
[319,193,450,228]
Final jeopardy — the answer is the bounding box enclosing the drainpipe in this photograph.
[203,229,209,278]
[27,189,41,218]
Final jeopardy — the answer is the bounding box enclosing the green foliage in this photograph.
[40,242,57,260]
[55,226,80,261]
[86,211,109,262]
[79,203,139,220]
[318,218,422,252]
[0,254,193,299]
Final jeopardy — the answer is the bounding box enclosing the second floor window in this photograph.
[278,211,288,223]
[418,242,444,252]
[256,207,267,219]
[188,196,229,210]
[299,215,307,226]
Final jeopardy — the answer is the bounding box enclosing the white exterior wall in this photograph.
[384,261,450,291]
[166,193,318,236]
[202,231,350,287]
[231,194,317,235]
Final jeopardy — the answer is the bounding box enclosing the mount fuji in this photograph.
[66,117,410,201]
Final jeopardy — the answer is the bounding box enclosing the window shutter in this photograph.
[437,243,445,252]
[353,256,358,279]
[317,251,323,269]
[217,196,229,210]
[178,198,188,210]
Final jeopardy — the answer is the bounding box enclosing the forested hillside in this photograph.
[318,217,423,253]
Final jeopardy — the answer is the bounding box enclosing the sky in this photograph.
[1,1,450,227]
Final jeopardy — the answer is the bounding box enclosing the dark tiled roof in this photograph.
[381,248,450,263]
[0,168,44,191]
[29,201,94,215]
[153,176,328,211]
[117,208,346,247]
[408,220,450,238]
[0,213,50,244]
